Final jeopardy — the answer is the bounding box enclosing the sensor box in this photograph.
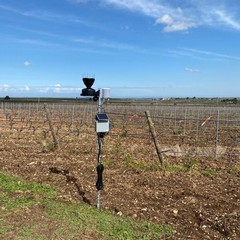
[95,113,109,133]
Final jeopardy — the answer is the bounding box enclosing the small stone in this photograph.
[173,209,178,216]
[117,211,122,216]
[28,161,36,165]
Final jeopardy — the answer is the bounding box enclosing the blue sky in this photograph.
[1,0,240,98]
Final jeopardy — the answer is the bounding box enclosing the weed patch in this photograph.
[0,172,173,239]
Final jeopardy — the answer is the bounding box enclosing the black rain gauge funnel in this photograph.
[83,77,94,88]
[81,78,96,97]
[80,77,110,209]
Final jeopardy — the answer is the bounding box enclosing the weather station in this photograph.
[80,77,110,209]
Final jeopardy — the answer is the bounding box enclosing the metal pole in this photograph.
[97,133,101,209]
[98,89,102,113]
[215,110,220,158]
[71,104,75,132]
[97,190,101,209]
[96,89,104,209]
[196,109,200,145]
[184,108,187,136]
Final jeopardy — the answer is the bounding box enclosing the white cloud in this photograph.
[214,10,240,30]
[24,86,30,91]
[156,14,173,25]
[0,84,81,97]
[74,37,135,50]
[53,84,62,93]
[162,20,196,32]
[0,4,92,27]
[103,0,170,18]
[38,87,50,93]
[45,84,80,94]
[23,61,31,67]
[185,67,200,73]
[103,0,198,32]
[103,0,240,32]
[0,85,24,93]
[182,48,240,61]
[0,84,20,93]
[0,84,10,91]
[155,12,197,32]
[52,86,80,94]
[3,0,240,33]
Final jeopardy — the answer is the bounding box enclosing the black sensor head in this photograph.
[83,78,95,89]
[81,77,96,96]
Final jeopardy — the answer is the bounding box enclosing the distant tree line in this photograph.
[221,98,238,104]
[4,96,10,100]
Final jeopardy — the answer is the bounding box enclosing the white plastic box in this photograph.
[95,113,109,133]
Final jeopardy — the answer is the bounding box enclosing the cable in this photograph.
[96,133,104,209]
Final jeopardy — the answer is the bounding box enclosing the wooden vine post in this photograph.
[145,110,164,168]
[44,104,59,149]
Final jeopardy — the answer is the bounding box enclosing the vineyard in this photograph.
[0,101,240,239]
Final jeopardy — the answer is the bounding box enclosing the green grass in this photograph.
[164,163,185,172]
[201,168,217,178]
[0,172,173,239]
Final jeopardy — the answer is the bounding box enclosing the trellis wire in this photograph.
[1,102,240,159]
